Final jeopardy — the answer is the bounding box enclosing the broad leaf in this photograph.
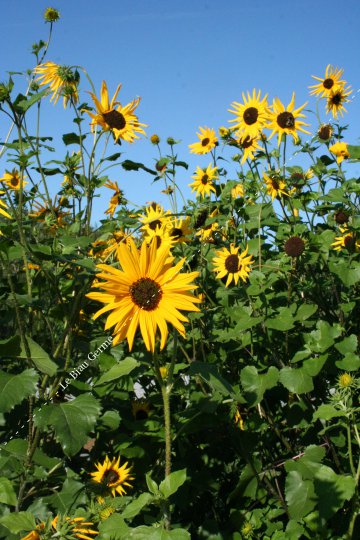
[0,477,17,506]
[95,357,139,385]
[241,366,279,406]
[279,367,313,394]
[285,471,316,520]
[0,369,38,413]
[0,512,35,533]
[159,469,187,498]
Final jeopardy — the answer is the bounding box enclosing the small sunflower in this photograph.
[20,524,44,540]
[168,216,192,243]
[329,141,350,164]
[195,208,219,242]
[331,227,360,252]
[0,169,28,190]
[0,191,11,219]
[139,203,172,235]
[326,86,352,119]
[131,400,151,420]
[236,134,263,164]
[84,80,147,143]
[87,237,201,351]
[268,93,310,145]
[231,183,245,199]
[212,244,254,286]
[30,199,69,229]
[317,123,333,141]
[189,127,218,155]
[52,515,98,540]
[263,172,288,200]
[104,180,124,217]
[33,61,79,107]
[309,65,346,97]
[189,164,218,198]
[90,455,133,497]
[228,89,269,139]
[143,221,176,251]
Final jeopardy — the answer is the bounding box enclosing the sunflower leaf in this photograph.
[0,511,36,533]
[95,357,139,386]
[159,469,187,499]
[0,368,38,413]
[0,477,18,506]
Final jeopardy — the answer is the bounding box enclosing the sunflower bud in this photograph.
[167,137,175,145]
[150,134,160,144]
[43,7,60,22]
[318,124,333,141]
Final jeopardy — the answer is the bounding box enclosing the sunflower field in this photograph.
[1,9,360,540]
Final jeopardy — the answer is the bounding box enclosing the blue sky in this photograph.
[1,0,360,223]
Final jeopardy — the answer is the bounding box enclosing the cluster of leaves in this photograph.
[0,14,359,540]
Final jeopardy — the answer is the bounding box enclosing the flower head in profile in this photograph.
[30,198,69,230]
[268,93,310,145]
[90,455,133,497]
[231,183,245,199]
[52,515,97,540]
[84,80,147,143]
[326,86,352,118]
[1,169,28,190]
[20,523,45,540]
[33,61,79,108]
[331,227,360,252]
[329,141,350,164]
[104,180,124,217]
[189,127,218,154]
[318,123,333,141]
[228,89,269,139]
[212,244,254,286]
[263,172,288,200]
[87,237,200,351]
[189,164,218,198]
[309,65,346,98]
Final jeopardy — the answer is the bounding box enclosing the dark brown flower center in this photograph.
[284,236,305,257]
[103,469,119,485]
[149,219,161,230]
[241,136,253,149]
[195,209,208,228]
[225,254,240,273]
[243,107,258,125]
[334,211,349,224]
[201,174,209,185]
[11,177,19,187]
[318,124,332,140]
[344,235,355,249]
[129,277,162,310]
[103,110,126,130]
[277,111,295,129]
[135,409,149,420]
[171,227,183,239]
[323,78,334,89]
[330,92,342,105]
[271,178,280,190]
[201,137,210,146]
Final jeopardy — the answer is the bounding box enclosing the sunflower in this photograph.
[212,244,254,286]
[228,89,269,139]
[90,455,133,497]
[20,524,44,540]
[52,516,98,540]
[0,169,28,190]
[231,183,245,199]
[87,237,200,351]
[139,203,172,235]
[168,216,192,243]
[189,164,218,198]
[317,123,333,141]
[331,227,360,252]
[84,80,147,143]
[131,400,151,420]
[33,61,79,107]
[104,180,124,217]
[309,65,346,97]
[195,208,219,242]
[189,127,218,155]
[142,221,176,251]
[102,230,132,260]
[30,199,69,229]
[326,86,352,118]
[236,133,263,164]
[268,93,310,145]
[0,191,11,219]
[329,141,350,164]
[263,172,288,200]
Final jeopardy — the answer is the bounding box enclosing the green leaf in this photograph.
[121,493,153,519]
[0,477,18,506]
[14,89,48,112]
[241,366,279,406]
[335,335,358,355]
[265,307,295,331]
[305,320,342,353]
[121,160,156,175]
[123,526,190,539]
[0,335,21,356]
[19,337,57,376]
[34,394,101,456]
[314,466,356,519]
[0,369,38,413]
[159,469,187,498]
[98,514,129,539]
[1,438,61,469]
[348,144,360,160]
[313,404,346,421]
[44,478,87,513]
[329,261,360,287]
[335,353,360,371]
[189,362,236,398]
[62,132,86,145]
[146,474,159,496]
[302,355,327,377]
[100,152,121,163]
[285,471,316,520]
[295,303,318,322]
[279,367,313,394]
[95,358,139,386]
[0,511,36,533]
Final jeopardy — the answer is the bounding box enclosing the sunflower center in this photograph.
[10,177,19,187]
[277,111,295,129]
[201,174,209,185]
[344,234,355,249]
[149,219,161,230]
[171,227,183,239]
[225,254,239,273]
[271,178,280,189]
[129,277,162,310]
[135,409,149,420]
[323,78,334,89]
[330,92,342,105]
[241,136,253,149]
[243,107,258,125]
[103,469,120,485]
[103,110,126,130]
[201,137,210,146]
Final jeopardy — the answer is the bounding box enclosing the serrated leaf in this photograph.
[95,358,139,386]
[314,466,356,519]
[34,394,101,456]
[241,366,279,406]
[44,478,87,513]
[313,404,346,421]
[0,369,38,413]
[159,469,187,498]
[19,337,57,376]
[98,514,129,539]
[0,477,18,506]
[280,367,313,394]
[329,261,360,287]
[121,493,153,519]
[0,511,35,533]
[285,471,316,520]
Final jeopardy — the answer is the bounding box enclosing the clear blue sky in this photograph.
[1,0,360,223]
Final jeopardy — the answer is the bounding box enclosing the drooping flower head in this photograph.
[228,89,269,139]
[87,237,201,351]
[33,61,79,107]
[231,183,245,199]
[84,80,147,143]
[309,65,346,98]
[329,142,350,164]
[189,164,218,199]
[90,455,133,497]
[212,244,254,287]
[268,93,310,145]
[189,127,218,154]
[104,180,124,217]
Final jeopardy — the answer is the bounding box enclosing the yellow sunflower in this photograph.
[142,221,176,251]
[228,89,269,139]
[268,93,310,145]
[20,524,44,540]
[87,237,201,351]
[326,86,352,118]
[236,133,263,164]
[0,191,11,219]
[90,455,133,497]
[33,61,79,108]
[329,142,350,164]
[331,227,360,252]
[231,183,245,199]
[189,164,218,198]
[0,169,28,190]
[84,80,147,143]
[212,244,254,286]
[52,516,97,540]
[195,208,219,242]
[189,127,218,155]
[139,203,172,235]
[263,172,288,200]
[104,180,124,217]
[309,65,346,97]
[30,199,69,229]
[168,216,192,243]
